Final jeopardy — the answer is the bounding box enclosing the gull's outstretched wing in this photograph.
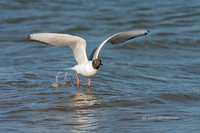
[89,30,149,61]
[28,33,88,64]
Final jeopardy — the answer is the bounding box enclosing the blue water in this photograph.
[1,0,200,132]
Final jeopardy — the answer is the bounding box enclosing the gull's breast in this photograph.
[76,61,98,77]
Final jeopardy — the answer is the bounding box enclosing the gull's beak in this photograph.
[100,63,103,65]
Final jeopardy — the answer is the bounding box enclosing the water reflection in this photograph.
[71,109,99,132]
[70,92,99,132]
[72,92,97,107]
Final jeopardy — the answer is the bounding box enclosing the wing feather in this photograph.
[90,30,149,60]
[28,33,88,64]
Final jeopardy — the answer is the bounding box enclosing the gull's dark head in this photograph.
[92,59,103,69]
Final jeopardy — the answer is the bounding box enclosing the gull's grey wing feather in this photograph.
[28,33,88,64]
[90,30,149,60]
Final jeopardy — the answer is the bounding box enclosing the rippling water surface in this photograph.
[1,0,200,132]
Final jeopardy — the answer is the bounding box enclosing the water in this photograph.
[1,0,200,132]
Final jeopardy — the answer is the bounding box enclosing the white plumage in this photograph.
[28,30,149,90]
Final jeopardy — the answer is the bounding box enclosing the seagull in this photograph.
[28,30,149,89]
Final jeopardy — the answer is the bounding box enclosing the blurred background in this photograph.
[1,0,200,132]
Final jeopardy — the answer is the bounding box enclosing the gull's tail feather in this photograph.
[64,66,76,71]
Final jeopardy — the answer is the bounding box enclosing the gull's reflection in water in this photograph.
[70,91,100,132]
[72,91,95,107]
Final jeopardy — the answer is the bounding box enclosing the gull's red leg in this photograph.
[76,73,79,87]
[87,87,90,93]
[88,77,91,87]
[88,77,91,93]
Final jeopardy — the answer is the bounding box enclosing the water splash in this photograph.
[52,71,73,88]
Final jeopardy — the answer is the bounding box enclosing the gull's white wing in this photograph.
[28,33,88,64]
[89,30,149,61]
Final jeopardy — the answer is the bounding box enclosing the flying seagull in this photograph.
[28,30,149,89]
